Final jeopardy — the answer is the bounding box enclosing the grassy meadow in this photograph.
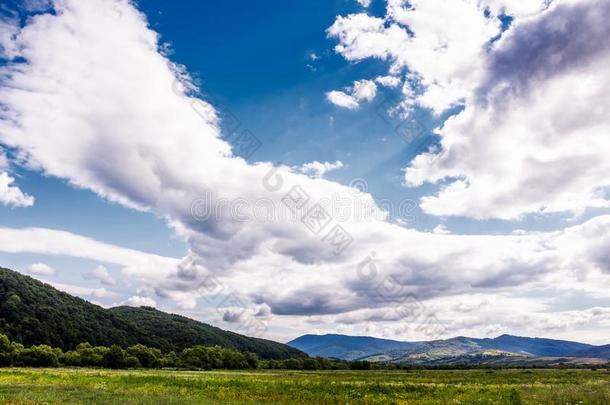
[0,368,608,404]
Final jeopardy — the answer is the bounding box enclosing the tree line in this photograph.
[0,333,260,369]
[6,333,601,371]
[0,333,379,370]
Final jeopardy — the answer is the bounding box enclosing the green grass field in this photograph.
[0,368,608,404]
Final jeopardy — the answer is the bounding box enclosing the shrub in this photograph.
[104,345,127,369]
[126,344,161,368]
[17,345,59,367]
[124,356,141,369]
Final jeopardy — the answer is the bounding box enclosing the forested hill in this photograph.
[109,306,301,359]
[0,267,302,359]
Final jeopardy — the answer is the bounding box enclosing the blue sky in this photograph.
[0,0,609,343]
[0,0,598,255]
[1,0,443,256]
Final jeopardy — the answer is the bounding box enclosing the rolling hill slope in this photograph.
[573,344,610,359]
[475,334,594,357]
[288,334,416,360]
[0,267,302,359]
[110,306,301,359]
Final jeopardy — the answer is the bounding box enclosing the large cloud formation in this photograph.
[330,0,610,220]
[0,0,609,341]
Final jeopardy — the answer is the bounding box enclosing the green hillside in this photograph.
[110,306,302,359]
[0,267,302,359]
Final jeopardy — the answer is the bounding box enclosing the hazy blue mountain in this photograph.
[572,344,610,359]
[475,334,594,357]
[290,333,600,363]
[398,350,608,367]
[287,334,416,361]
[380,335,595,363]
[382,336,486,363]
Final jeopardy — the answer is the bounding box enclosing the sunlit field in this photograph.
[0,368,608,404]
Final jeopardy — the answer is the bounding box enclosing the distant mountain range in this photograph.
[287,334,417,361]
[574,344,610,359]
[288,334,610,365]
[0,267,303,359]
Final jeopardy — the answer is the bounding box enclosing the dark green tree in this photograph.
[104,345,127,369]
[126,344,161,368]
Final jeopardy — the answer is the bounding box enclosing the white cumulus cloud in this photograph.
[83,265,116,286]
[27,262,56,276]
[122,295,156,307]
[405,0,610,219]
[330,0,610,220]
[297,160,344,178]
[0,172,34,208]
[326,90,359,110]
[326,79,378,109]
